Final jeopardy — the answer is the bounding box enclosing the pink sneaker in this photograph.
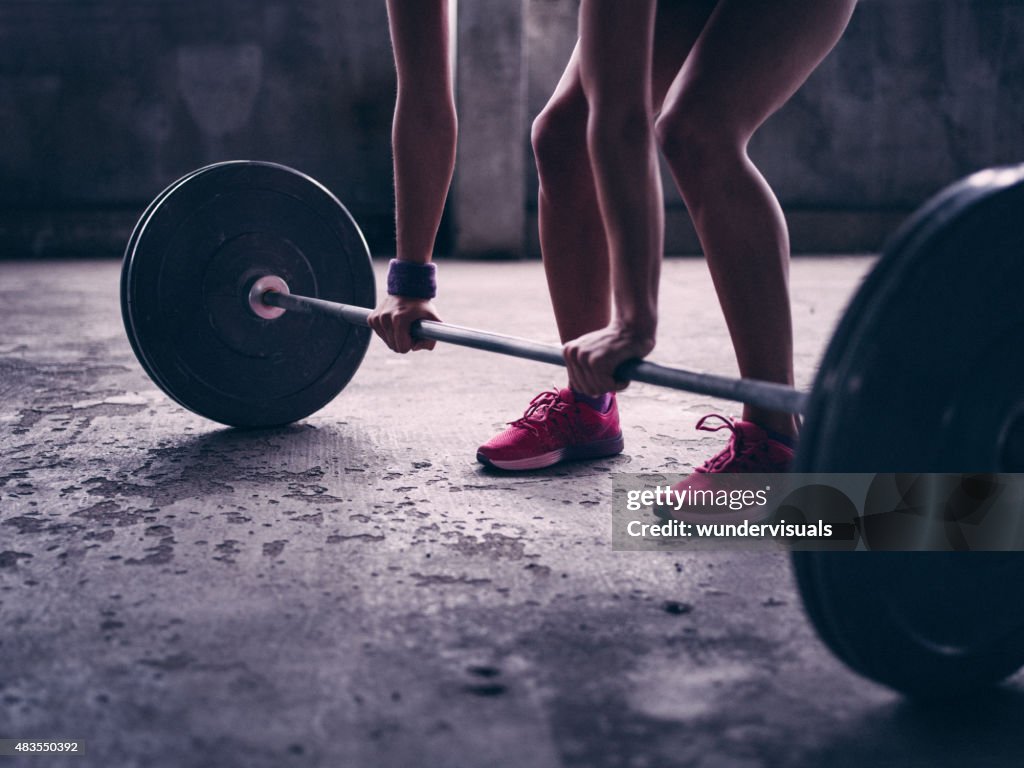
[477,388,624,470]
[661,414,795,522]
[685,414,795,476]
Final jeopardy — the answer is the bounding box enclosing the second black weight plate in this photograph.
[793,164,1024,697]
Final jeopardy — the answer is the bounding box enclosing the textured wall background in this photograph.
[0,1,397,257]
[0,0,1021,257]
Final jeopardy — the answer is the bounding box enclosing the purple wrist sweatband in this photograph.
[387,259,437,299]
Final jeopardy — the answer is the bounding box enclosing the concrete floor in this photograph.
[2,257,1022,768]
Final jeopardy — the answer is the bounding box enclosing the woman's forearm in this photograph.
[386,0,457,265]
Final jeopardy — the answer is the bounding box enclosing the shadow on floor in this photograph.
[796,684,1024,767]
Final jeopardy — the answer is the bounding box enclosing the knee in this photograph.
[531,96,589,182]
[655,105,744,195]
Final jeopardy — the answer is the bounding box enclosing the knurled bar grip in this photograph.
[263,290,810,415]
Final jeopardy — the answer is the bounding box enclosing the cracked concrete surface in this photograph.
[1,257,1022,768]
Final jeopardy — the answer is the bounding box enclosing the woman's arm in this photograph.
[563,0,664,394]
[369,0,457,353]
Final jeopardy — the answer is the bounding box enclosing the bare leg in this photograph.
[655,0,857,437]
[532,49,608,344]
[533,2,714,345]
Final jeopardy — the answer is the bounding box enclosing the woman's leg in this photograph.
[532,48,609,344]
[478,2,717,469]
[655,0,857,437]
[533,1,715,345]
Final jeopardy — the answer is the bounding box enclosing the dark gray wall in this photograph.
[0,1,398,257]
[1,0,1022,257]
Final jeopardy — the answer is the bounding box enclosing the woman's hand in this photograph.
[367,295,440,353]
[563,322,655,396]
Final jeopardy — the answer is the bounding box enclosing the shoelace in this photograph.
[693,413,744,474]
[510,389,578,440]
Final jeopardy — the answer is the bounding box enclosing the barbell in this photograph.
[120,160,1024,698]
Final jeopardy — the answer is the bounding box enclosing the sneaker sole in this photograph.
[477,434,625,471]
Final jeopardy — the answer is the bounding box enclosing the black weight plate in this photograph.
[793,165,1024,697]
[122,161,375,428]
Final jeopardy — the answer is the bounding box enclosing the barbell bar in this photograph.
[258,281,810,415]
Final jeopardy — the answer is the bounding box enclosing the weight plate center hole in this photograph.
[248,275,290,320]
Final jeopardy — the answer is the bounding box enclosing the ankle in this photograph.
[741,410,799,442]
[572,388,612,414]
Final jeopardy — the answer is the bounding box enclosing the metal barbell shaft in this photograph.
[263,290,810,414]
